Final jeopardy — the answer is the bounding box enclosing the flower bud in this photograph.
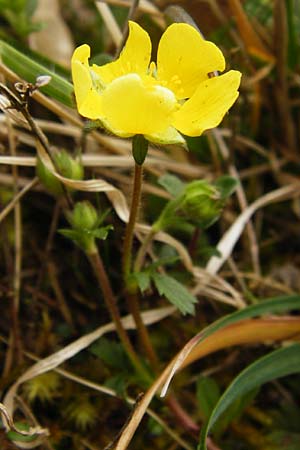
[154,179,226,232]
[54,150,84,181]
[67,201,99,231]
[180,180,223,229]
[36,149,84,196]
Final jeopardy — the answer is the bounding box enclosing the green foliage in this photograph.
[154,176,237,232]
[90,337,131,371]
[214,176,238,200]
[64,397,98,430]
[198,344,300,449]
[152,272,197,315]
[212,388,259,437]
[158,173,185,197]
[265,430,300,450]
[1,3,300,448]
[6,423,38,443]
[0,0,41,38]
[60,201,113,253]
[0,40,74,106]
[196,376,221,420]
[133,271,151,293]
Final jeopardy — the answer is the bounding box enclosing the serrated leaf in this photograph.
[152,273,197,315]
[198,344,300,450]
[158,173,185,197]
[132,271,151,293]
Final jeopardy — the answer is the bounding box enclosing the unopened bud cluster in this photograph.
[36,149,84,196]
[67,201,99,231]
[154,177,236,232]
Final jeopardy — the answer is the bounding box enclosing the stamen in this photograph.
[90,70,106,92]
[149,61,157,78]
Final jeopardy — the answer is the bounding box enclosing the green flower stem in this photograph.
[126,288,160,370]
[122,162,143,280]
[122,162,159,369]
[87,248,150,382]
[134,228,156,273]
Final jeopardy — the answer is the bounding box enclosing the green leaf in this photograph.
[286,0,300,69]
[214,175,238,200]
[145,255,180,272]
[132,271,151,293]
[104,374,128,397]
[0,40,74,107]
[6,422,37,443]
[89,337,130,371]
[198,343,300,450]
[196,376,221,420]
[90,225,113,240]
[58,228,95,253]
[212,387,259,437]
[158,173,185,197]
[152,273,197,315]
[59,228,83,241]
[266,430,300,450]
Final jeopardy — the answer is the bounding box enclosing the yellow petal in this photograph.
[145,127,185,145]
[71,45,103,119]
[173,71,241,137]
[92,21,151,84]
[100,74,178,136]
[157,23,225,99]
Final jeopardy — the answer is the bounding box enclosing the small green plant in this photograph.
[0,0,42,39]
[23,372,60,403]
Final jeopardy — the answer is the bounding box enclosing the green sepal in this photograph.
[214,175,238,200]
[59,225,112,253]
[158,173,185,197]
[132,134,148,165]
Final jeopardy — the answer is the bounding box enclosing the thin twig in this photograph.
[6,117,23,371]
[0,177,38,224]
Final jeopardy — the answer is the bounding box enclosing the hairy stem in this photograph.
[88,249,150,381]
[122,162,143,280]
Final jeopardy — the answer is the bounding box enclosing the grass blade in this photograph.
[198,344,300,449]
[0,40,74,107]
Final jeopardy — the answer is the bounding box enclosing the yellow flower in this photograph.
[72,21,241,145]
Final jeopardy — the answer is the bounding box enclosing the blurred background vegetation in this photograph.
[0,1,300,449]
